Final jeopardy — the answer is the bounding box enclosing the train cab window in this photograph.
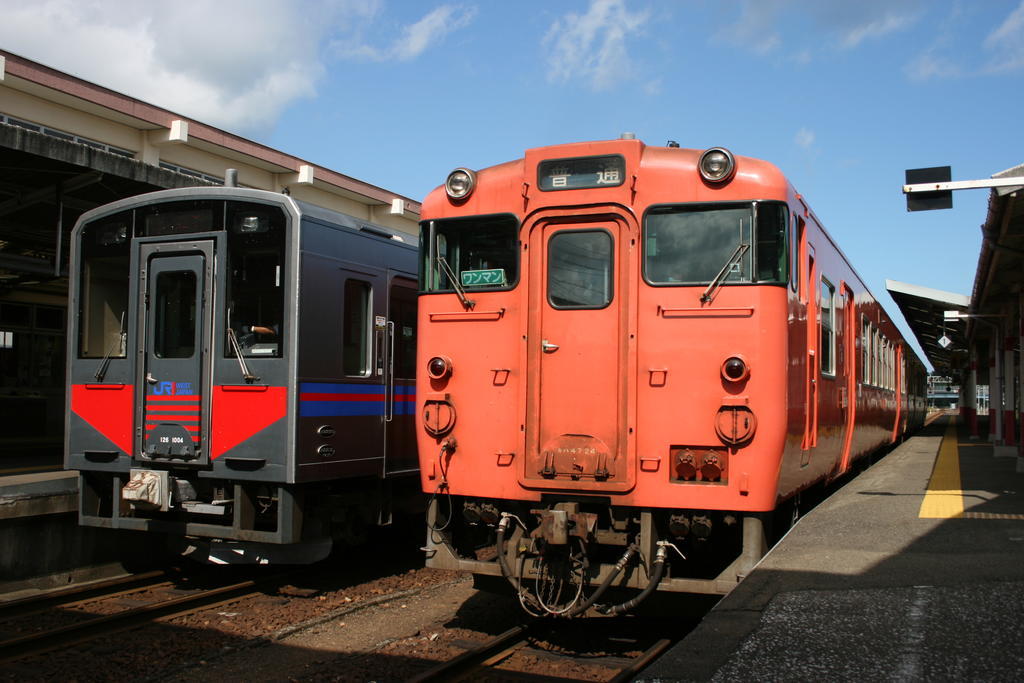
[225,203,286,358]
[547,230,613,308]
[342,280,371,376]
[420,214,519,292]
[78,212,132,358]
[820,279,835,376]
[644,204,752,284]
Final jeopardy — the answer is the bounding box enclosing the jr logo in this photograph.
[151,381,195,396]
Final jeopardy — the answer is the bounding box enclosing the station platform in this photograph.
[0,468,76,518]
[0,466,147,595]
[641,414,1024,681]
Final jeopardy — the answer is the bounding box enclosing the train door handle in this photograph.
[146,372,158,384]
[542,340,559,353]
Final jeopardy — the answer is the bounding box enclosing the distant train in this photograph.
[415,137,926,615]
[65,185,419,563]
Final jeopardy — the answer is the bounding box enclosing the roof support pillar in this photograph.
[1004,333,1017,449]
[990,328,1003,445]
[966,350,979,439]
[1018,292,1024,471]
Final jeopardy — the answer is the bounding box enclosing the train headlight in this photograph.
[445,168,477,200]
[698,147,736,184]
[721,355,749,382]
[427,355,453,380]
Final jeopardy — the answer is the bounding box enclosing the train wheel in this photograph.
[332,505,371,546]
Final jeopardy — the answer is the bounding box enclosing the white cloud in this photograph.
[719,0,921,56]
[330,4,477,62]
[543,0,650,91]
[838,11,916,48]
[903,3,1024,81]
[903,51,963,81]
[642,79,663,96]
[0,0,472,135]
[983,1,1024,73]
[715,0,786,56]
[0,0,354,134]
[394,6,477,61]
[795,127,815,149]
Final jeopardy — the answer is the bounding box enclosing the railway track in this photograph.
[409,620,678,682]
[0,568,291,663]
[0,570,169,620]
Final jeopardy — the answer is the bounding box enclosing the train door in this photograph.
[838,283,858,471]
[802,245,818,460]
[136,241,214,464]
[891,344,904,442]
[524,215,635,492]
[336,268,385,465]
[384,273,418,475]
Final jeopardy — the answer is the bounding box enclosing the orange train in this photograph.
[415,136,926,616]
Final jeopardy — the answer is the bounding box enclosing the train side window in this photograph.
[547,230,614,308]
[755,201,788,283]
[861,318,870,384]
[390,279,418,379]
[820,278,835,376]
[872,329,879,387]
[342,279,371,376]
[790,215,802,293]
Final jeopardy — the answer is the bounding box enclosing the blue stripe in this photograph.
[298,382,416,418]
[300,382,385,394]
[300,402,384,417]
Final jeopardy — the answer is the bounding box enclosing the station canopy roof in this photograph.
[886,280,969,375]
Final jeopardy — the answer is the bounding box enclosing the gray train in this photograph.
[65,185,418,563]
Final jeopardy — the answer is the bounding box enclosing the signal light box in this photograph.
[905,166,953,212]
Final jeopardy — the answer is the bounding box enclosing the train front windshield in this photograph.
[76,200,287,362]
[420,214,519,292]
[644,201,788,286]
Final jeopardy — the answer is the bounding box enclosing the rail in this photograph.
[0,571,291,663]
[408,622,680,682]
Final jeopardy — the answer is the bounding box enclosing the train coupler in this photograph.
[529,503,597,545]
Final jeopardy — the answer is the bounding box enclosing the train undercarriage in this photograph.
[79,470,415,564]
[424,495,770,616]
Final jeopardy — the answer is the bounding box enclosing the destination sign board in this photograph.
[538,154,626,191]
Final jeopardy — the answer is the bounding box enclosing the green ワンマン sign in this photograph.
[461,268,507,287]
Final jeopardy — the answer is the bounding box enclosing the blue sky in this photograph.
[2,0,1022,365]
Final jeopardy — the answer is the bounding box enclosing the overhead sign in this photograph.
[905,166,952,212]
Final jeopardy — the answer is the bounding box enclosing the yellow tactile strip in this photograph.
[918,417,964,519]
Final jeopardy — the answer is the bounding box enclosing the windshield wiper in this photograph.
[701,242,750,304]
[94,311,126,382]
[436,254,475,310]
[227,327,260,383]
